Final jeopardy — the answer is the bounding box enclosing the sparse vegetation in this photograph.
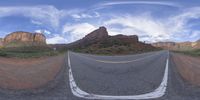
[73,44,160,55]
[0,46,66,58]
[174,49,200,57]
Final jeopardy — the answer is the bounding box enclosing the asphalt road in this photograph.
[0,50,200,100]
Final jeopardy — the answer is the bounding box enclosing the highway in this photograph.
[68,51,169,99]
[1,51,200,100]
[65,51,200,100]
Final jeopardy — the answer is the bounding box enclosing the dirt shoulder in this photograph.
[0,54,65,90]
[172,53,200,86]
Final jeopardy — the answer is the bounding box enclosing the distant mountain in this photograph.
[152,42,176,50]
[67,26,158,54]
[152,39,200,51]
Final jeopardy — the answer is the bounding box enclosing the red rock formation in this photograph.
[67,26,157,54]
[3,31,46,47]
[152,40,200,50]
[0,38,3,47]
[110,34,138,43]
[68,26,109,48]
[84,26,109,42]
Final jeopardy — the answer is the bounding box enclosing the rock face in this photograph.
[111,34,139,43]
[152,42,176,50]
[0,38,3,47]
[84,26,109,42]
[67,26,157,54]
[152,40,200,51]
[68,26,109,48]
[4,31,46,47]
[68,26,140,48]
[194,39,200,49]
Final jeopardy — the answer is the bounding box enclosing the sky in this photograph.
[0,0,200,44]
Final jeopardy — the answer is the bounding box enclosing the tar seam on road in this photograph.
[68,51,169,99]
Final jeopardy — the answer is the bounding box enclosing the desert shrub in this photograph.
[175,49,200,57]
[0,51,7,57]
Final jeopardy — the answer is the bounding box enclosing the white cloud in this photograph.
[46,34,68,44]
[0,5,82,30]
[104,15,171,42]
[96,1,181,10]
[102,7,200,42]
[166,7,200,41]
[0,5,61,29]
[31,20,43,25]
[62,23,97,42]
[47,22,97,44]
[190,31,200,39]
[35,29,51,35]
[71,12,100,19]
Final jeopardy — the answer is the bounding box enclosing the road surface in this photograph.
[0,51,200,100]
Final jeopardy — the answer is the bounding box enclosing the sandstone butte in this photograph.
[0,31,46,47]
[67,26,139,48]
[152,40,200,50]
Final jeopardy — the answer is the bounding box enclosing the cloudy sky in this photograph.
[0,0,200,44]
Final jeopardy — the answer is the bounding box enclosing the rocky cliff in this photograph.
[3,31,46,47]
[68,26,109,48]
[0,38,3,47]
[152,40,200,51]
[152,42,176,49]
[193,40,200,49]
[67,26,157,54]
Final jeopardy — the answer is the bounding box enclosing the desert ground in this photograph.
[0,54,64,90]
[172,53,200,86]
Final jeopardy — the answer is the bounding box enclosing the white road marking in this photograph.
[68,51,169,99]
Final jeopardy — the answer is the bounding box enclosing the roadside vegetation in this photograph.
[72,45,161,55]
[174,49,200,57]
[72,39,162,55]
[0,46,66,58]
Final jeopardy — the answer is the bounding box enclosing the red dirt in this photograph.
[0,55,64,90]
[172,53,200,86]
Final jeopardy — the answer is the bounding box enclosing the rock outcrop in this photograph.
[68,26,109,48]
[3,31,46,47]
[0,38,3,47]
[68,26,140,48]
[110,34,138,43]
[194,39,200,49]
[67,26,157,54]
[84,26,109,42]
[152,39,200,51]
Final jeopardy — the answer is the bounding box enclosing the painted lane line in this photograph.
[71,51,163,64]
[68,51,169,99]
[94,53,160,64]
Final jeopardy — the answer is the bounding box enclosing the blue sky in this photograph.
[0,0,200,44]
